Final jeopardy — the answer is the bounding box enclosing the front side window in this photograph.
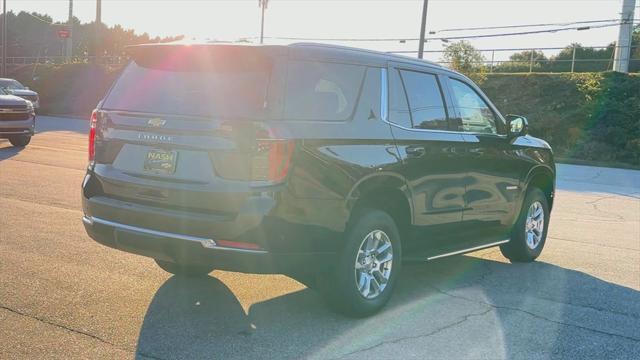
[283,61,365,121]
[449,78,498,134]
[399,70,448,130]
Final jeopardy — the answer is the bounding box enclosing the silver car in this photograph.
[0,87,35,147]
[0,78,39,109]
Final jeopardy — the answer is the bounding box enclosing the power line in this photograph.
[23,11,54,25]
[433,19,620,33]
[429,22,634,41]
[256,22,633,43]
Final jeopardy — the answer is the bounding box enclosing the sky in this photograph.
[10,0,634,62]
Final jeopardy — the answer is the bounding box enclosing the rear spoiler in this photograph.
[124,43,288,71]
[125,43,287,59]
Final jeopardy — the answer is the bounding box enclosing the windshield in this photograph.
[0,79,25,90]
[103,49,273,119]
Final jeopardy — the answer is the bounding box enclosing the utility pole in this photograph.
[259,0,268,44]
[66,0,73,63]
[94,0,101,64]
[417,0,429,59]
[2,0,6,77]
[613,0,636,73]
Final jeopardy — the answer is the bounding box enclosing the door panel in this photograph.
[385,64,466,257]
[459,134,526,241]
[390,127,467,257]
[445,76,528,243]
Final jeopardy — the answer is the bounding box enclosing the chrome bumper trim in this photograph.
[0,130,31,135]
[82,215,268,254]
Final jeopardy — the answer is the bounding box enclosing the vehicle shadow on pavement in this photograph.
[0,140,25,161]
[135,256,640,359]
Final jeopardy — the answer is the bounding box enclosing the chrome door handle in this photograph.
[469,149,484,157]
[406,146,426,158]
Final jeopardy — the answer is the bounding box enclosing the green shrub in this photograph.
[9,63,123,117]
[480,72,640,166]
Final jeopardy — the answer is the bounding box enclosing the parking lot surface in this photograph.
[1,116,639,359]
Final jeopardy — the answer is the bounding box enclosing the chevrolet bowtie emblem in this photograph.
[147,118,166,128]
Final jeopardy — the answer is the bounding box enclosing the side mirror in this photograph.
[506,114,528,139]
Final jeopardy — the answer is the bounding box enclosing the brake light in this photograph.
[88,110,97,162]
[251,139,295,183]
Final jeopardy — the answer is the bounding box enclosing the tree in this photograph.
[494,49,547,73]
[629,24,640,72]
[547,43,615,72]
[441,41,486,81]
[0,11,183,62]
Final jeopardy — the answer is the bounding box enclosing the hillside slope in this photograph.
[481,73,640,166]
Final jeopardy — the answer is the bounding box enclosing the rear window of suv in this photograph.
[283,61,365,121]
[104,49,367,122]
[103,47,273,119]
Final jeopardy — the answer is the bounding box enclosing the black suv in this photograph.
[82,43,555,317]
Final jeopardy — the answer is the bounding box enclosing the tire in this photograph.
[500,188,549,262]
[9,135,31,147]
[154,259,214,277]
[318,208,402,317]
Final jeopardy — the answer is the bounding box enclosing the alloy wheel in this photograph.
[354,229,393,299]
[525,201,545,249]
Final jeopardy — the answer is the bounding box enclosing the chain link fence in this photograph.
[3,45,639,73]
[392,45,639,73]
[4,55,128,66]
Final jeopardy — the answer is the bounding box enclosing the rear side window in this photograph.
[399,70,448,130]
[388,69,412,128]
[283,61,365,121]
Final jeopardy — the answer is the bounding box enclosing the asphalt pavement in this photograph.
[1,116,639,359]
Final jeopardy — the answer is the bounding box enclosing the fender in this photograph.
[345,171,415,224]
[519,164,556,212]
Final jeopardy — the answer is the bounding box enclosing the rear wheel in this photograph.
[318,208,401,317]
[154,259,214,277]
[9,135,31,147]
[500,188,549,262]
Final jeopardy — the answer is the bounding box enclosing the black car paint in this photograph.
[81,43,555,276]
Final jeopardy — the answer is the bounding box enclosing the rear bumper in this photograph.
[81,174,340,274]
[83,215,285,273]
[82,214,335,275]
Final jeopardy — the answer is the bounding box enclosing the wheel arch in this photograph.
[346,173,414,244]
[523,165,555,210]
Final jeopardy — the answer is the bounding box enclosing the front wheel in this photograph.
[318,208,402,317]
[500,188,550,262]
[9,135,31,147]
[154,259,215,277]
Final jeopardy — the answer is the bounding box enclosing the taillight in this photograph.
[211,124,295,183]
[251,139,295,183]
[88,110,98,162]
[214,239,264,251]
